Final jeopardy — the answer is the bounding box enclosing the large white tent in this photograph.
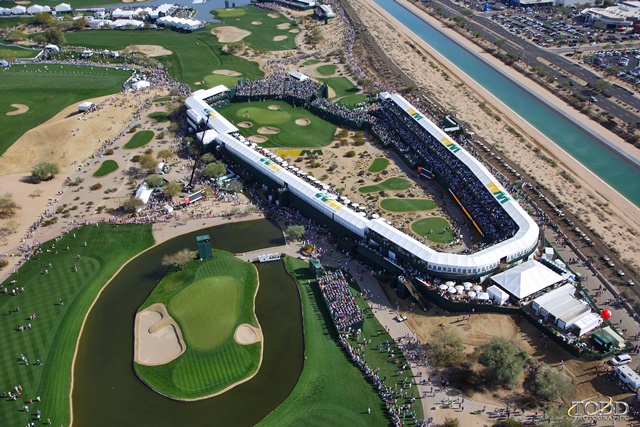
[132,80,150,90]
[11,5,27,14]
[135,183,153,205]
[487,285,510,305]
[491,260,563,301]
[54,3,71,12]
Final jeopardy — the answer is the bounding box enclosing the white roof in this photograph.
[135,183,153,204]
[132,80,150,90]
[532,283,575,308]
[55,3,71,11]
[487,285,510,304]
[157,16,203,29]
[111,19,145,28]
[573,312,602,335]
[288,71,309,81]
[44,44,59,51]
[185,86,237,135]
[492,260,563,299]
[11,5,27,13]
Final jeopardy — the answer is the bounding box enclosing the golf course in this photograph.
[359,177,412,193]
[411,217,455,244]
[134,251,262,400]
[380,198,436,213]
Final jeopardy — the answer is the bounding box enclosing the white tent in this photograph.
[134,183,153,205]
[11,6,27,14]
[54,3,71,12]
[77,101,94,112]
[487,285,509,305]
[0,60,9,67]
[132,80,150,90]
[288,71,309,81]
[27,5,47,14]
[0,8,10,15]
[573,312,602,336]
[44,44,60,52]
[491,260,563,301]
[163,204,173,214]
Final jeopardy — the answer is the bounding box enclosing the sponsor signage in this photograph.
[259,157,283,172]
[314,193,342,211]
[486,181,510,204]
[277,149,324,157]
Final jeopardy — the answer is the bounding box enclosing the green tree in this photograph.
[226,179,243,193]
[428,326,465,368]
[592,21,607,31]
[72,18,87,30]
[43,28,66,45]
[162,182,182,198]
[478,337,524,388]
[530,364,574,400]
[200,161,226,179]
[444,418,460,427]
[592,78,611,93]
[34,12,55,26]
[0,194,20,218]
[32,34,47,46]
[158,149,174,161]
[494,38,507,51]
[286,225,305,241]
[31,162,60,182]
[200,152,216,164]
[139,154,158,174]
[145,175,165,188]
[122,197,144,212]
[162,248,193,270]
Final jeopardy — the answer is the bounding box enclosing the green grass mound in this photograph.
[411,217,455,244]
[93,160,119,177]
[148,112,169,122]
[135,252,261,400]
[0,64,131,156]
[124,130,154,149]
[0,45,39,59]
[380,198,437,213]
[153,96,173,103]
[218,100,336,148]
[303,59,320,66]
[318,77,359,99]
[337,94,367,108]
[358,177,412,193]
[316,64,336,76]
[214,8,246,18]
[367,157,388,173]
[0,224,153,427]
[259,257,423,426]
[204,74,241,88]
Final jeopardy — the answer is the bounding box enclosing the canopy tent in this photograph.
[134,183,153,205]
[467,291,477,299]
[573,312,602,336]
[491,260,563,301]
[487,285,509,305]
[78,101,94,112]
[132,80,151,90]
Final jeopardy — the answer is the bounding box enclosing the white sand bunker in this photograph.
[273,35,288,41]
[267,104,281,110]
[238,121,253,128]
[276,23,290,29]
[211,26,251,43]
[135,303,185,366]
[194,81,204,86]
[6,104,29,116]
[248,135,267,143]
[268,12,280,18]
[258,126,280,135]
[234,324,262,345]
[295,118,310,126]
[126,45,173,57]
[289,29,300,33]
[213,69,241,76]
[251,21,262,25]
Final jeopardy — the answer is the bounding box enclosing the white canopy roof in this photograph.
[185,86,237,135]
[487,285,509,304]
[288,71,309,81]
[11,5,27,13]
[135,183,153,204]
[132,80,150,90]
[55,3,71,11]
[492,260,563,300]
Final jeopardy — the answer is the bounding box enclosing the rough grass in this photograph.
[135,252,261,400]
[0,224,154,427]
[317,76,359,99]
[213,8,246,18]
[0,64,131,156]
[337,94,368,108]
[148,112,169,122]
[259,257,423,426]
[124,130,154,148]
[316,64,336,76]
[358,177,412,193]
[411,217,455,244]
[0,45,39,59]
[218,100,336,148]
[92,160,119,177]
[367,157,389,173]
[0,16,34,27]
[379,198,437,212]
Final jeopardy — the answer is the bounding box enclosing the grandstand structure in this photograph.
[185,80,540,281]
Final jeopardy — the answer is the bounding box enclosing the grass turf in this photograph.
[337,94,368,108]
[218,100,336,148]
[0,64,131,156]
[303,59,321,65]
[410,217,455,244]
[0,45,39,59]
[316,64,337,76]
[148,112,169,123]
[358,177,412,193]
[211,6,299,51]
[367,158,389,173]
[0,16,34,27]
[92,160,119,177]
[379,198,437,213]
[64,28,263,89]
[259,257,423,426]
[134,251,261,399]
[318,77,359,99]
[0,224,154,427]
[204,73,241,88]
[123,130,154,149]
[152,96,173,103]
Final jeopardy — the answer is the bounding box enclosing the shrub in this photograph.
[345,150,356,158]
[89,183,103,191]
[104,149,114,156]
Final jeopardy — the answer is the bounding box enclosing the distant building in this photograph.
[580,1,640,30]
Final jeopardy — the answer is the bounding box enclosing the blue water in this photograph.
[374,0,640,206]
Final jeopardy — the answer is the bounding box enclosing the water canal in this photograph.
[72,219,304,426]
[375,0,640,206]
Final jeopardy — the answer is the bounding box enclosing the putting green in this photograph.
[367,158,388,173]
[380,198,436,212]
[214,8,246,18]
[124,130,154,149]
[316,64,336,76]
[410,217,454,244]
[358,177,412,193]
[303,59,320,66]
[204,74,241,88]
[233,106,292,124]
[337,94,367,108]
[93,160,119,177]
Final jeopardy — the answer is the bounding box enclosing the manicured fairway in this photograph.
[148,112,169,122]
[0,224,154,427]
[337,93,368,108]
[218,100,336,148]
[259,257,423,426]
[358,177,412,193]
[367,157,389,173]
[379,198,436,212]
[124,130,154,149]
[135,252,261,400]
[0,64,131,156]
[211,6,299,51]
[65,28,263,89]
[0,45,39,59]
[93,160,119,177]
[316,64,336,76]
[411,217,455,244]
[318,76,359,99]
[204,73,241,88]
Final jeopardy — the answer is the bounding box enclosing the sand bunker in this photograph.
[211,26,251,43]
[6,104,29,116]
[295,118,310,126]
[238,121,253,128]
[248,135,267,143]
[276,23,290,29]
[267,104,281,110]
[194,81,204,86]
[268,12,280,18]
[234,324,262,345]
[273,35,287,42]
[126,45,173,58]
[212,69,241,76]
[258,126,280,135]
[135,303,185,366]
[251,21,262,25]
[289,29,300,33]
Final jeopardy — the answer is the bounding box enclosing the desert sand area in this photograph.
[5,104,29,116]
[135,303,185,366]
[234,324,263,345]
[125,45,173,57]
[211,26,251,43]
[351,0,640,266]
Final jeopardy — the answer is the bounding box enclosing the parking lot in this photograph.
[586,48,640,87]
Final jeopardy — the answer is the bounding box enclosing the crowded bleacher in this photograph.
[316,270,364,332]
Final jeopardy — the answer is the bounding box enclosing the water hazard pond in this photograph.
[72,219,304,426]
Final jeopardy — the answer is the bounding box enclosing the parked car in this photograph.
[610,353,632,366]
